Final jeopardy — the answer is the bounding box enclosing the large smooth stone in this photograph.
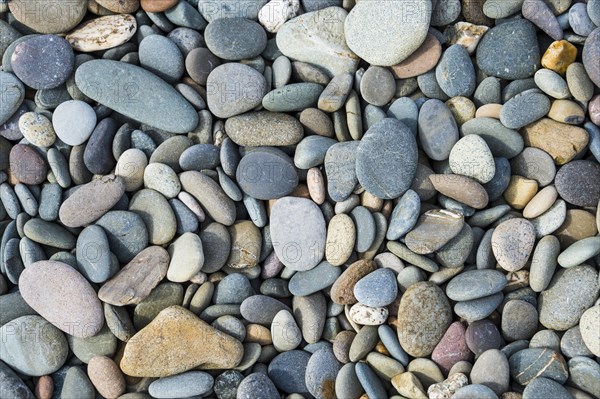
[397,282,452,357]
[344,0,432,66]
[120,306,243,377]
[9,0,86,34]
[418,99,459,161]
[66,14,137,52]
[205,18,266,60]
[19,261,103,338]
[476,19,540,79]
[276,6,359,77]
[270,196,326,271]
[356,118,418,199]
[75,60,198,133]
[0,315,68,376]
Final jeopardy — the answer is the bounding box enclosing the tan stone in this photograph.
[226,221,261,269]
[88,356,125,399]
[446,96,476,125]
[523,185,558,218]
[475,103,502,119]
[9,0,87,34]
[391,372,428,399]
[326,214,356,266]
[88,0,115,16]
[541,40,577,74]
[361,191,383,212]
[548,100,585,125]
[390,34,442,79]
[120,306,243,377]
[140,0,177,12]
[555,209,598,249]
[245,324,272,345]
[504,175,539,210]
[429,174,489,209]
[96,0,139,13]
[445,22,489,54]
[307,167,325,204]
[66,14,137,52]
[521,118,589,165]
[34,375,53,399]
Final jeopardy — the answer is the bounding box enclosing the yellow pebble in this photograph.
[541,40,577,75]
[504,175,539,210]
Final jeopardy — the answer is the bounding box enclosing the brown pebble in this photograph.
[462,0,493,25]
[87,356,126,399]
[475,103,502,119]
[590,95,600,125]
[554,209,598,248]
[390,34,442,79]
[333,330,356,363]
[299,108,334,137]
[307,167,325,204]
[34,376,53,399]
[96,0,139,13]
[522,118,589,165]
[429,174,489,209]
[541,40,577,75]
[504,175,539,210]
[9,144,47,185]
[361,191,383,212]
[548,100,585,125]
[140,0,177,12]
[245,324,272,345]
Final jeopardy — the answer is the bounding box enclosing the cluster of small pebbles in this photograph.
[1,0,600,399]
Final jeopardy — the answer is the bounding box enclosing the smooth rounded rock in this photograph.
[205,18,266,60]
[52,100,97,146]
[492,218,536,272]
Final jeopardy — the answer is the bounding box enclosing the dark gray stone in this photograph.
[236,147,298,200]
[205,18,266,60]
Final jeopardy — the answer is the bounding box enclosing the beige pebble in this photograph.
[87,356,125,399]
[115,148,147,192]
[446,96,476,125]
[143,162,181,199]
[34,375,53,399]
[554,209,598,249]
[444,22,489,54]
[307,167,325,204]
[390,34,442,79]
[19,112,56,148]
[360,191,383,212]
[504,175,539,210]
[523,185,558,218]
[96,0,139,13]
[178,191,205,222]
[245,324,272,345]
[348,303,388,325]
[547,99,585,125]
[326,214,356,266]
[475,103,502,119]
[66,14,137,52]
[392,371,428,399]
[522,118,588,165]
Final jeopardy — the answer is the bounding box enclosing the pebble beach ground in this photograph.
[0,0,600,399]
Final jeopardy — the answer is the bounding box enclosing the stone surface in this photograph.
[225,111,303,147]
[492,218,536,271]
[397,282,452,357]
[205,18,266,60]
[19,261,103,338]
[521,118,589,165]
[9,0,86,34]
[344,0,432,66]
[555,160,600,207]
[120,306,243,377]
[236,148,298,200]
[276,7,359,77]
[66,14,137,52]
[405,209,464,255]
[270,197,326,271]
[356,118,417,199]
[75,60,198,133]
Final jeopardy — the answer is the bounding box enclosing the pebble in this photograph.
[268,350,310,395]
[523,377,572,399]
[529,235,560,292]
[461,117,524,159]
[465,320,502,356]
[406,209,464,254]
[360,67,395,106]
[148,371,214,398]
[583,28,600,87]
[509,147,556,187]
[225,111,302,147]
[95,210,148,263]
[121,306,243,377]
[12,35,74,88]
[477,19,540,79]
[509,348,568,385]
[167,232,203,282]
[66,15,137,52]
[390,33,442,79]
[449,135,495,183]
[325,214,355,266]
[0,315,68,376]
[129,188,177,245]
[446,269,507,301]
[418,99,459,161]
[263,82,324,112]
[205,18,266,60]
[227,221,262,269]
[98,246,168,305]
[9,0,86,33]
[353,268,397,307]
[429,174,489,209]
[504,175,538,210]
[345,0,432,66]
[454,292,504,322]
[236,373,279,399]
[76,225,112,283]
[52,100,97,146]
[87,356,125,399]
[492,218,536,271]
[431,322,471,374]
[75,60,197,133]
[143,163,180,198]
[270,196,325,271]
[539,265,599,330]
[502,299,539,341]
[8,144,47,185]
[579,306,600,356]
[567,63,595,103]
[138,35,184,84]
[522,118,589,165]
[236,148,297,200]
[241,295,291,326]
[0,72,24,126]
[271,310,302,351]
[555,160,600,207]
[180,171,236,226]
[305,348,342,399]
[436,44,476,97]
[18,112,55,147]
[397,282,452,357]
[19,261,103,338]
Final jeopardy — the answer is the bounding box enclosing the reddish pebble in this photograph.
[432,322,473,375]
[590,95,600,126]
[34,375,53,399]
[87,356,126,399]
[9,144,47,185]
